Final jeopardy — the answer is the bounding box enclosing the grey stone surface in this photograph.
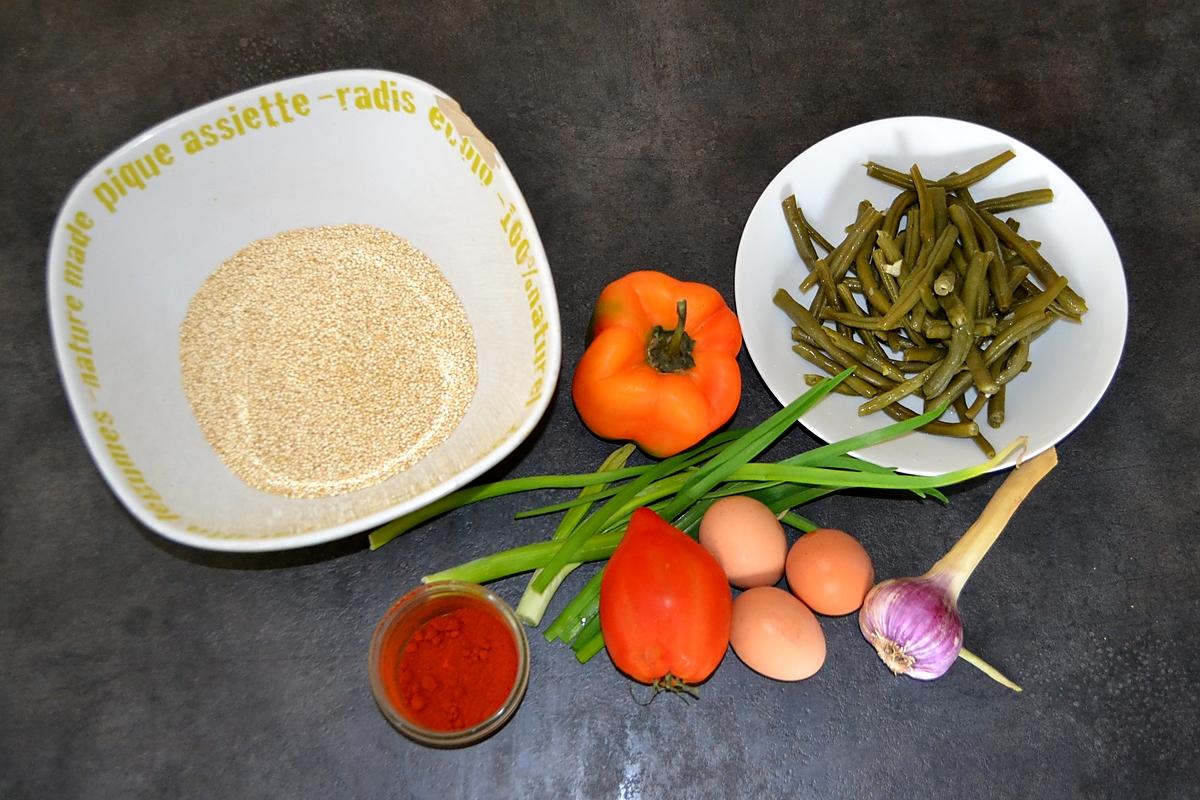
[2,2,1198,798]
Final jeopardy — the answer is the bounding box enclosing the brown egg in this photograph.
[785,528,875,616]
[699,495,787,589]
[730,586,826,681]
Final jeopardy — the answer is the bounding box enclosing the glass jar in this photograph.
[368,581,530,747]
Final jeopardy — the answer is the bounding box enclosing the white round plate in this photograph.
[735,116,1126,475]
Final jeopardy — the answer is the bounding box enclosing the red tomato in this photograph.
[600,507,732,685]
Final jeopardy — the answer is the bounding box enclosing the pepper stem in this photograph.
[645,300,696,373]
[927,445,1057,601]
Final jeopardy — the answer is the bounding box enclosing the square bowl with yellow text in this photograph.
[47,69,560,552]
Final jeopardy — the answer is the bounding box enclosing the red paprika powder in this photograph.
[378,596,520,732]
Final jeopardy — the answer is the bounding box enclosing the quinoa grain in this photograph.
[180,224,477,498]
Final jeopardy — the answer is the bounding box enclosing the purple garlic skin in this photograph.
[858,575,963,680]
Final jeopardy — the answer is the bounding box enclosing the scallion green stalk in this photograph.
[423,531,623,585]
[368,467,648,550]
[531,369,856,592]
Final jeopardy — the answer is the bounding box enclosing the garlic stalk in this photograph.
[859,444,1057,686]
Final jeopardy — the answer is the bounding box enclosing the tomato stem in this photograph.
[653,674,701,700]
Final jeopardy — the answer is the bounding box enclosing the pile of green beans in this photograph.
[775,150,1086,457]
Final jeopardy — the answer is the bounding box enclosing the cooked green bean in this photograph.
[819,308,891,331]
[993,338,1031,386]
[897,361,932,373]
[983,312,1054,368]
[924,324,973,398]
[859,363,938,416]
[955,396,995,459]
[785,198,840,309]
[979,208,1087,316]
[922,318,952,339]
[779,151,1084,445]
[977,188,1054,214]
[954,183,976,207]
[938,290,970,330]
[925,369,976,414]
[924,221,959,274]
[837,276,862,315]
[800,205,883,291]
[864,161,916,189]
[923,317,996,340]
[791,326,821,348]
[1015,277,1081,321]
[935,150,1017,189]
[965,346,999,397]
[877,261,901,303]
[875,230,903,264]
[866,150,1016,191]
[919,283,940,315]
[987,385,1006,429]
[949,245,968,276]
[965,205,1012,313]
[858,325,897,374]
[856,247,892,314]
[932,186,949,239]
[1012,274,1069,321]
[911,301,928,337]
[809,283,827,319]
[975,317,997,337]
[947,203,979,260]
[965,388,989,419]
[878,223,958,329]
[794,205,834,253]
[961,251,992,319]
[934,267,957,296]
[903,206,920,274]
[815,260,842,307]
[775,290,891,388]
[883,190,916,238]
[804,374,859,394]
[825,324,905,382]
[912,164,936,245]
[796,342,977,438]
[1005,265,1031,294]
[903,345,947,363]
[783,196,818,266]
[878,255,933,330]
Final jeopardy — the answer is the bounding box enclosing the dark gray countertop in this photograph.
[3,2,1198,798]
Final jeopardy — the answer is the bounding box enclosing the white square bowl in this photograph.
[47,70,560,551]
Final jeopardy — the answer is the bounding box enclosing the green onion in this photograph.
[375,370,1023,665]
[544,570,604,643]
[514,444,634,626]
[423,532,624,585]
[527,428,753,594]
[368,467,646,550]
[659,368,854,520]
[574,632,606,664]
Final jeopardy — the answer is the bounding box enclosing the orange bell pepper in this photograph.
[571,271,742,457]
